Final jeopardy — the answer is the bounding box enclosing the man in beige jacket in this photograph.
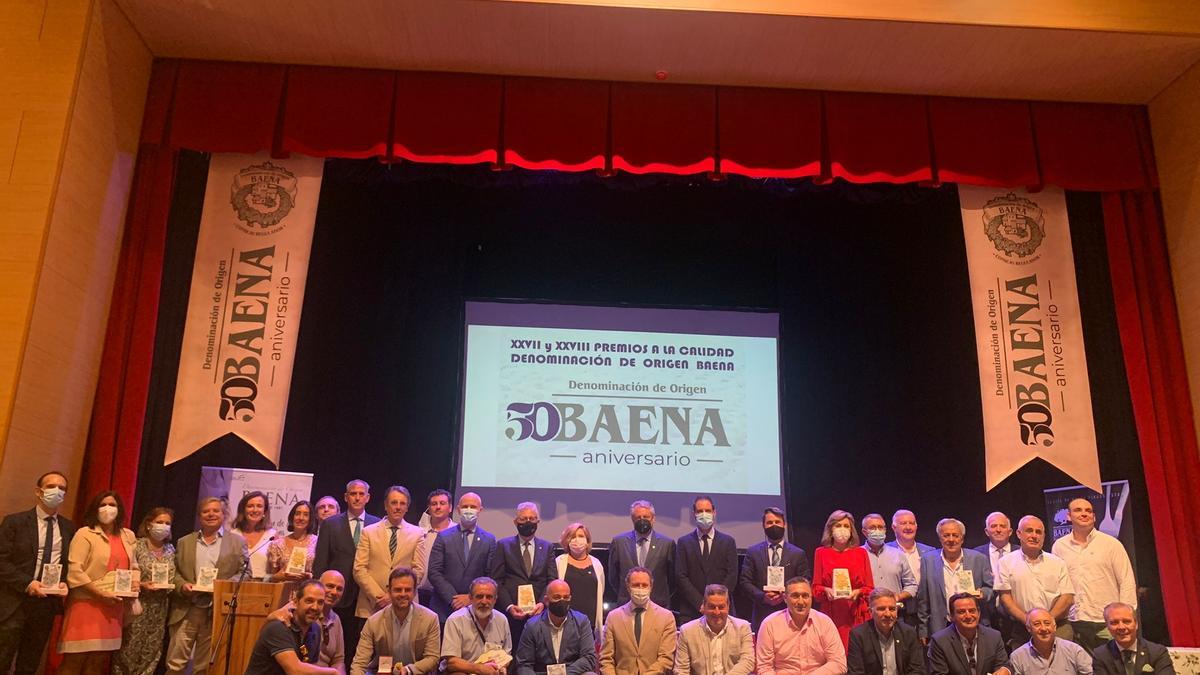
[601,567,676,675]
[354,486,425,618]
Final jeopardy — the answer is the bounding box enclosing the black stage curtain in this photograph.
[135,152,1163,638]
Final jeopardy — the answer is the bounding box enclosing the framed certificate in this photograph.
[764,565,786,592]
[195,566,218,592]
[955,570,977,595]
[150,561,171,588]
[516,584,536,613]
[286,546,308,576]
[40,564,66,595]
[832,568,853,599]
[114,569,139,598]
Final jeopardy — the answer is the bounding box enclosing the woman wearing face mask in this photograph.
[554,522,604,644]
[58,491,139,674]
[113,508,176,675]
[266,500,317,581]
[812,509,874,652]
[231,491,277,580]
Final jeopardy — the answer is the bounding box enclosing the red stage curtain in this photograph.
[1104,191,1200,646]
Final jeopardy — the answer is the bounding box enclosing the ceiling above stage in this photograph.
[112,0,1200,105]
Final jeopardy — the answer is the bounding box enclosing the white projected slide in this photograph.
[458,301,783,545]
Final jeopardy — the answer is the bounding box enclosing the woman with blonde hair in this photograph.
[812,508,874,651]
[554,522,604,643]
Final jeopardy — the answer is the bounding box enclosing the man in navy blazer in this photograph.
[516,579,597,675]
[0,471,76,675]
[490,502,558,644]
[848,588,925,675]
[608,499,675,608]
[918,518,994,640]
[887,509,936,628]
[313,478,380,661]
[738,506,810,630]
[675,496,738,623]
[428,492,497,622]
[1092,603,1176,675]
[972,512,1014,648]
[927,594,1008,675]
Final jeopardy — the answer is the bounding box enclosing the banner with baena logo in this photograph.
[164,153,324,466]
[959,186,1101,491]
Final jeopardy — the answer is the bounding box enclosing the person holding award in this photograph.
[812,509,874,652]
[58,491,139,674]
[554,522,605,644]
[232,491,278,580]
[114,507,177,675]
[268,501,319,581]
[0,470,76,675]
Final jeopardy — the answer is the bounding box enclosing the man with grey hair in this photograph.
[886,509,934,628]
[674,584,754,675]
[315,479,380,660]
[609,500,676,607]
[489,501,556,645]
[996,515,1074,646]
[973,512,1014,647]
[917,518,994,640]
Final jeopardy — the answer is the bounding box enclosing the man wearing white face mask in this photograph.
[0,471,77,675]
[600,567,677,675]
[429,493,497,624]
[676,496,738,624]
[861,513,917,615]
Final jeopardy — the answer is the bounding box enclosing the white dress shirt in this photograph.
[1050,529,1136,622]
[703,618,727,675]
[34,505,63,572]
[995,550,1074,613]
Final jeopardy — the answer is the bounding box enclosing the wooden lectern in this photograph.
[209,580,294,675]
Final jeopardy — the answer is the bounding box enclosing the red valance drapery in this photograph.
[84,58,1197,646]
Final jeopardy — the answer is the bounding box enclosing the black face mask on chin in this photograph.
[633,519,653,535]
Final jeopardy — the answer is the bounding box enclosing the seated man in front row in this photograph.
[247,579,341,675]
[754,576,846,675]
[848,588,925,675]
[442,576,513,675]
[600,567,676,675]
[1005,609,1093,675]
[1092,603,1174,675]
[674,583,754,675]
[516,579,597,675]
[352,567,441,675]
[927,593,1007,675]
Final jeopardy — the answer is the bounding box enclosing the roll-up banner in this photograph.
[198,466,314,532]
[1044,480,1136,571]
[165,153,324,466]
[959,186,1101,491]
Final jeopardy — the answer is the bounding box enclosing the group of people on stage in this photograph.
[0,471,1174,675]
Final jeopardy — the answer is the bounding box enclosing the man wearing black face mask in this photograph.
[738,506,810,631]
[608,500,676,610]
[515,580,597,675]
[489,502,556,645]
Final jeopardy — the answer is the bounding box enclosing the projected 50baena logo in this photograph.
[505,401,730,446]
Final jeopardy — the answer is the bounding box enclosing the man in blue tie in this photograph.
[429,493,498,623]
[315,479,380,660]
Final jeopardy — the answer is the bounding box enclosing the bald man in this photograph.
[269,570,349,673]
[996,516,1074,646]
[1006,609,1093,675]
[515,580,597,675]
[428,493,497,623]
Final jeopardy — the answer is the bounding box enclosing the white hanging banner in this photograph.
[959,186,1101,491]
[165,153,324,466]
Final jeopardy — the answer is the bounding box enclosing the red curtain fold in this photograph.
[503,77,609,171]
[718,87,821,178]
[81,146,177,514]
[393,72,503,165]
[167,61,286,153]
[929,97,1040,188]
[1036,103,1154,192]
[281,66,395,159]
[1103,191,1200,647]
[824,91,933,184]
[610,82,716,174]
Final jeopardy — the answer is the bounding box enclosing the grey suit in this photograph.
[351,603,441,675]
[674,615,754,675]
[608,530,676,607]
[165,530,247,675]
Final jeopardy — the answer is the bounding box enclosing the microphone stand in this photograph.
[210,554,252,675]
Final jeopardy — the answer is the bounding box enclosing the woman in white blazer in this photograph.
[555,521,605,644]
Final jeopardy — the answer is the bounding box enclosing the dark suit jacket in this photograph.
[1093,639,1176,675]
[490,535,557,612]
[927,624,1007,675]
[737,539,809,630]
[313,510,380,610]
[887,541,934,618]
[674,528,738,622]
[427,524,496,620]
[515,609,597,675]
[917,549,994,638]
[849,620,925,675]
[0,508,76,622]
[608,530,675,607]
[970,543,1011,624]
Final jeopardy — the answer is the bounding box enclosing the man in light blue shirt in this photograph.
[861,514,917,609]
[442,577,511,675]
[1006,609,1093,675]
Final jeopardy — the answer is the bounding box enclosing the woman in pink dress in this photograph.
[812,509,874,652]
[59,491,139,674]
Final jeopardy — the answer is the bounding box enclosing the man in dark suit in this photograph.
[972,512,1014,649]
[607,499,676,609]
[918,518,994,640]
[849,588,926,675]
[490,501,557,644]
[428,491,497,623]
[313,478,379,661]
[738,506,810,631]
[927,593,1008,675]
[516,579,597,675]
[0,471,76,675]
[675,496,738,624]
[1093,602,1176,675]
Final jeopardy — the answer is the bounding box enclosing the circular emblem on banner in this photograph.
[981,192,1045,260]
[230,161,298,235]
